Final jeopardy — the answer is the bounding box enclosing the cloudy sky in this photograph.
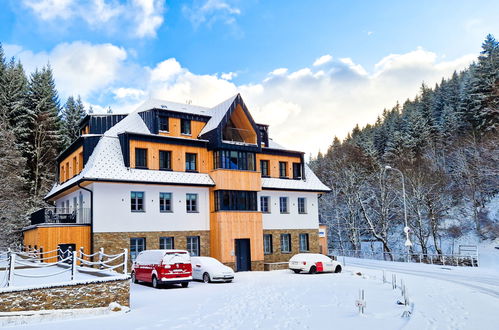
[1,0,497,155]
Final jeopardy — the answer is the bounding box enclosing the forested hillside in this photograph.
[310,35,498,255]
[0,45,87,245]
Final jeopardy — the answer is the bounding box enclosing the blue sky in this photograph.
[1,0,497,154]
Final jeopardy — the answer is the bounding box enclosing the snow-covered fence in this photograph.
[0,247,128,288]
[329,249,478,267]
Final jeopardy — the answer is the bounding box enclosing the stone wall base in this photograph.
[0,278,129,312]
[263,229,320,263]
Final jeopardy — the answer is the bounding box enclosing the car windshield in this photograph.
[163,252,189,264]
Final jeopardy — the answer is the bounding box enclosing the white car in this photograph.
[191,256,235,283]
[288,253,342,274]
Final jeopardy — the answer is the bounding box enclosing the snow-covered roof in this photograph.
[46,111,215,199]
[136,98,211,116]
[199,94,238,136]
[46,96,330,199]
[261,165,330,192]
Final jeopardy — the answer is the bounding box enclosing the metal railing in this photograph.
[0,246,128,288]
[30,207,91,225]
[329,249,479,267]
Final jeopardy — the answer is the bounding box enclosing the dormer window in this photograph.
[158,116,169,132]
[135,148,148,169]
[181,119,191,135]
[293,163,302,179]
[279,162,288,178]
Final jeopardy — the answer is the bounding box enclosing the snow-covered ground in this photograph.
[0,263,126,292]
[3,243,499,330]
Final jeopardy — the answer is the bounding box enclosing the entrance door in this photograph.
[235,239,251,272]
[58,243,76,263]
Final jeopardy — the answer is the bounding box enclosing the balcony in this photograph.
[29,207,91,226]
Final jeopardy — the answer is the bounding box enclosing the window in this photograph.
[72,156,77,176]
[187,236,200,256]
[260,160,269,177]
[185,153,197,171]
[159,237,174,250]
[159,150,171,170]
[131,191,145,212]
[279,162,287,178]
[186,193,198,212]
[264,234,273,254]
[293,163,302,179]
[260,196,270,213]
[279,197,288,214]
[299,234,309,252]
[181,119,191,135]
[214,190,257,211]
[159,193,172,212]
[214,150,255,171]
[158,116,169,131]
[280,234,291,253]
[135,148,148,168]
[130,237,146,261]
[298,197,307,214]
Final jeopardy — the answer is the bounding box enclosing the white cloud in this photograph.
[313,54,333,66]
[5,41,476,155]
[220,72,237,80]
[22,0,165,38]
[5,42,127,99]
[367,31,374,36]
[182,0,241,29]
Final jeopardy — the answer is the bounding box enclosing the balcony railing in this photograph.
[30,207,91,226]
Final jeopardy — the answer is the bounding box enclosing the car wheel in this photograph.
[334,265,342,273]
[181,282,189,288]
[131,272,138,283]
[152,275,159,289]
[292,269,301,274]
[203,272,211,283]
[309,266,317,274]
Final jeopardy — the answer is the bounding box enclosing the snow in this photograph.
[261,165,330,192]
[198,94,238,136]
[0,264,127,293]
[6,247,499,330]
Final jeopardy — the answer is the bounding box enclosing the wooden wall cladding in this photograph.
[158,118,206,139]
[210,211,264,264]
[59,146,84,183]
[255,154,302,178]
[23,225,91,260]
[210,169,262,191]
[129,140,213,173]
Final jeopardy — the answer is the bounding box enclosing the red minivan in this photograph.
[131,250,192,288]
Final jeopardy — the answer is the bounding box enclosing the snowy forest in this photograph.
[0,44,88,245]
[310,35,498,256]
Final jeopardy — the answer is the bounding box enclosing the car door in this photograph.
[323,257,335,272]
[192,258,203,280]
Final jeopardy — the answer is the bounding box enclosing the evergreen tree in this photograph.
[2,59,29,143]
[61,95,86,148]
[469,34,499,132]
[23,65,63,204]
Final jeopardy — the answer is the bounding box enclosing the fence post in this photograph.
[123,248,128,275]
[99,248,104,269]
[7,252,15,287]
[71,250,76,281]
[79,247,84,266]
[442,255,445,266]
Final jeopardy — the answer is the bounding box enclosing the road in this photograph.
[343,247,499,299]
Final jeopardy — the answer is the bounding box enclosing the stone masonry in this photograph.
[93,231,210,269]
[263,229,320,263]
[0,278,129,312]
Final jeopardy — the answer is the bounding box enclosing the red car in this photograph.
[131,249,192,288]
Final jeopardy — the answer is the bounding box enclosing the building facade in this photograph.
[23,94,330,271]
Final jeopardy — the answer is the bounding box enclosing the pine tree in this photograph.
[61,95,86,148]
[23,65,63,204]
[469,34,499,132]
[0,43,8,121]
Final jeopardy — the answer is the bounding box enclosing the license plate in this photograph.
[173,269,183,273]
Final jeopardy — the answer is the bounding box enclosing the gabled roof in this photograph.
[199,94,238,136]
[136,98,210,116]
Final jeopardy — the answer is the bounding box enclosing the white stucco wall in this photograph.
[258,191,319,230]
[92,182,210,233]
[54,185,92,213]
